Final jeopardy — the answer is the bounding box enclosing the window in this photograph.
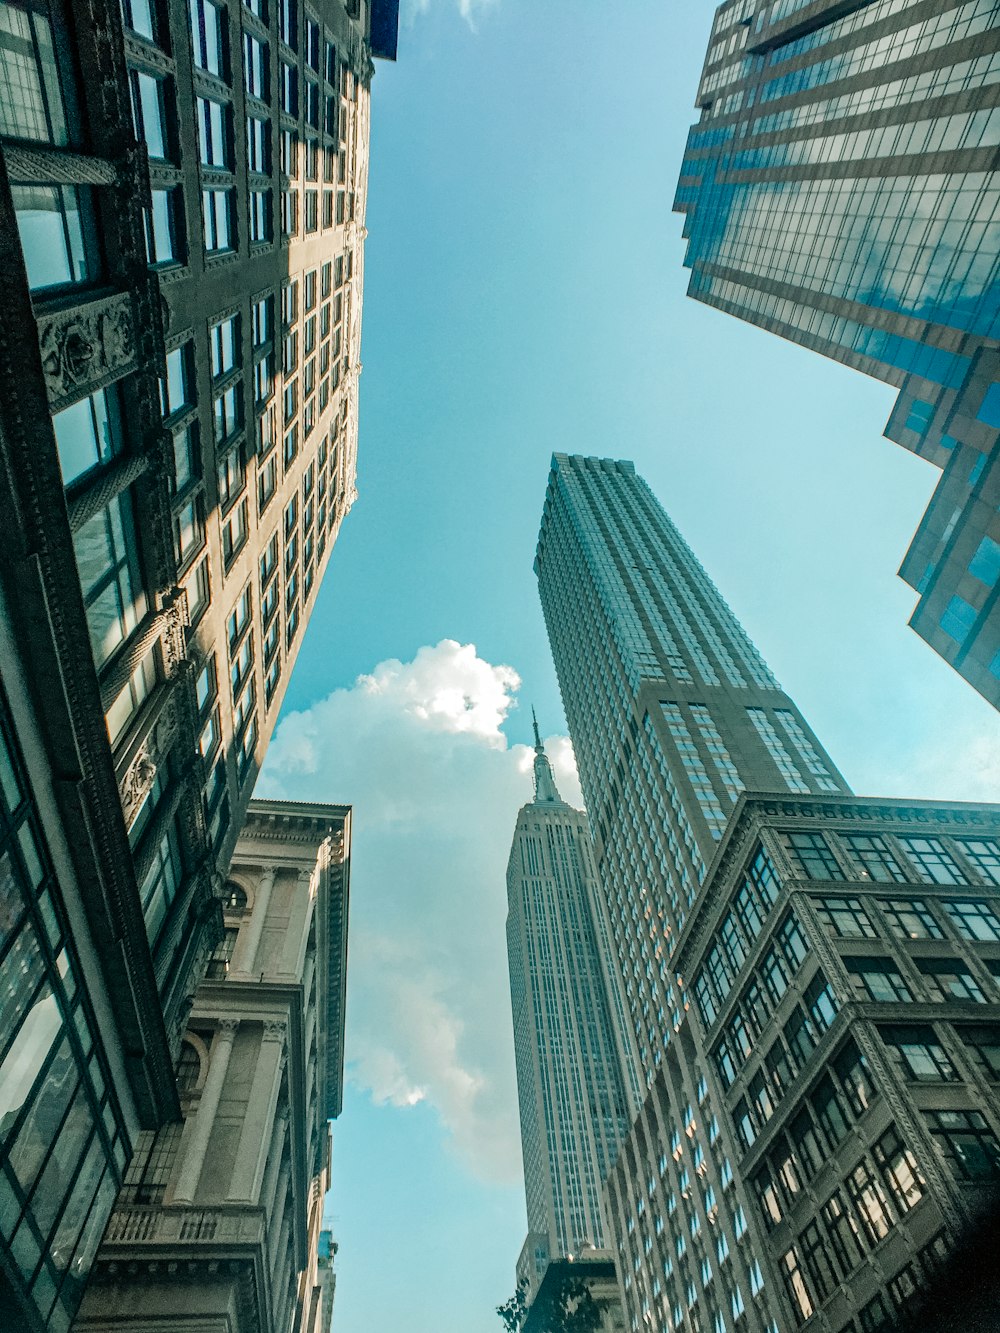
[958,1025,1000,1080]
[120,0,157,38]
[247,116,269,173]
[260,531,278,586]
[217,447,244,509]
[848,959,912,1004]
[173,495,203,567]
[304,189,318,233]
[195,656,217,716]
[189,0,225,75]
[283,425,298,469]
[799,1219,835,1303]
[833,1039,877,1116]
[252,295,272,347]
[280,59,297,115]
[171,422,199,493]
[211,315,239,379]
[778,913,808,970]
[917,958,987,1004]
[785,831,839,880]
[858,1293,891,1333]
[820,1189,862,1277]
[281,188,298,237]
[779,1247,813,1325]
[197,96,230,167]
[807,970,838,1029]
[281,279,298,326]
[12,183,94,291]
[249,188,271,243]
[878,897,943,940]
[105,649,156,746]
[227,585,251,653]
[943,899,1000,942]
[844,833,905,883]
[213,383,242,442]
[130,70,169,159]
[257,453,276,513]
[73,490,145,668]
[187,555,211,624]
[880,1024,956,1082]
[812,1074,850,1148]
[53,387,121,487]
[872,1127,923,1213]
[969,536,1000,587]
[845,1158,892,1244]
[304,16,319,68]
[264,652,280,705]
[221,498,248,567]
[959,840,1000,887]
[899,837,965,886]
[203,188,234,253]
[139,819,183,945]
[278,0,295,43]
[923,1110,1000,1181]
[812,896,875,938]
[940,594,978,644]
[244,33,268,100]
[147,186,184,265]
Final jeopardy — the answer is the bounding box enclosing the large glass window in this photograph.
[244,32,267,101]
[880,1024,956,1082]
[189,0,224,75]
[899,837,965,886]
[917,958,987,1004]
[72,489,145,669]
[923,1110,1000,1182]
[844,833,905,883]
[812,896,875,938]
[196,95,230,167]
[146,187,184,266]
[785,831,840,880]
[877,897,943,941]
[129,69,168,159]
[845,1158,892,1245]
[943,899,1000,942]
[12,183,92,290]
[0,1,69,143]
[958,1025,1000,1081]
[210,315,239,379]
[138,819,182,945]
[847,958,912,1004]
[202,188,234,253]
[52,388,120,487]
[959,839,1000,886]
[872,1127,923,1214]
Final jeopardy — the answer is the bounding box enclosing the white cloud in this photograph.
[258,639,581,1183]
[402,0,498,32]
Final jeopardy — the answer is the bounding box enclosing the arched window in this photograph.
[224,882,248,913]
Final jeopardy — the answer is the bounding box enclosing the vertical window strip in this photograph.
[775,710,842,793]
[747,709,810,794]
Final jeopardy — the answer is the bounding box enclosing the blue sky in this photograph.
[258,3,1000,1331]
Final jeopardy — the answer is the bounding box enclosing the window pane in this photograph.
[13,184,90,290]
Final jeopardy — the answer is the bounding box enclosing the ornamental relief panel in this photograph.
[37,292,137,412]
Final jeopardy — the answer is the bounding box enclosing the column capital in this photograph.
[216,1018,240,1040]
[263,1019,286,1043]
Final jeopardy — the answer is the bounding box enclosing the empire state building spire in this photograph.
[530,709,563,805]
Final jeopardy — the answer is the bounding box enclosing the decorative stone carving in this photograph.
[4,144,118,186]
[263,1020,287,1043]
[119,744,157,827]
[158,586,190,674]
[37,293,136,412]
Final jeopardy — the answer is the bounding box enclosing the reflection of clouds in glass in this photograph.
[0,987,61,1122]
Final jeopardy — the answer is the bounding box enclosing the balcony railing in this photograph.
[105,1205,267,1248]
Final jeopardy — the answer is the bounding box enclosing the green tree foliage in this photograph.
[497,1275,601,1333]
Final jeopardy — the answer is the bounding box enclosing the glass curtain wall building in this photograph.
[673,0,1000,710]
[0,0,397,1326]
[506,719,634,1300]
[535,455,1000,1333]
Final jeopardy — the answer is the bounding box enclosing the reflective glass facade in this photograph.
[675,0,1000,710]
[0,686,128,1332]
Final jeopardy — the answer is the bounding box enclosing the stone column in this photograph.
[226,1021,287,1203]
[278,869,314,976]
[262,1104,289,1214]
[172,1019,238,1204]
[229,866,276,979]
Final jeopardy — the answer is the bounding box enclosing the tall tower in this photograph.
[673,0,1000,710]
[536,453,850,1080]
[506,714,634,1295]
[536,455,1000,1333]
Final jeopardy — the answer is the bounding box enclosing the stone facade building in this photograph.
[674,0,1000,709]
[0,0,394,1324]
[506,718,633,1308]
[75,798,350,1333]
[534,455,1000,1333]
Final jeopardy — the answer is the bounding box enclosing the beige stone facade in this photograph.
[75,799,350,1333]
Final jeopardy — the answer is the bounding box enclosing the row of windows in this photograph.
[784,828,1000,889]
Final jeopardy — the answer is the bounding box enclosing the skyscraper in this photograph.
[673,0,1000,709]
[0,0,396,1324]
[506,716,634,1299]
[536,454,1000,1333]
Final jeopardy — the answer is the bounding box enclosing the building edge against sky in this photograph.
[535,454,1000,1333]
[0,0,397,1325]
[673,0,1000,712]
[505,716,632,1312]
